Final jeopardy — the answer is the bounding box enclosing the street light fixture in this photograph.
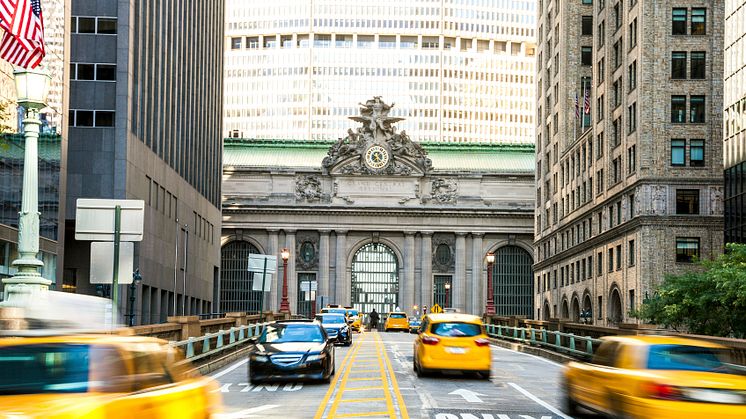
[1,67,51,308]
[279,248,290,313]
[127,269,142,326]
[444,282,451,308]
[485,252,496,316]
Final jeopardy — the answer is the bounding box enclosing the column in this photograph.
[471,233,484,315]
[319,230,331,306]
[421,232,433,308]
[335,230,347,305]
[267,229,279,312]
[403,232,416,313]
[285,230,296,313]
[454,232,467,311]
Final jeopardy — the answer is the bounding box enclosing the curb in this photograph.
[488,337,576,364]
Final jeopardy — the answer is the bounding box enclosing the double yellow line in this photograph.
[314,332,409,419]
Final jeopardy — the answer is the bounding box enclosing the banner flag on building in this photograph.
[583,86,591,115]
[0,0,45,69]
[574,92,580,119]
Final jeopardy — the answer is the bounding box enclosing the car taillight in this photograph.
[642,382,683,401]
[474,338,490,347]
[422,336,440,345]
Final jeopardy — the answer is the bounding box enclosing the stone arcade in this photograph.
[221,98,537,317]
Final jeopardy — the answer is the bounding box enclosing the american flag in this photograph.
[0,0,45,69]
[583,86,591,115]
[574,92,579,119]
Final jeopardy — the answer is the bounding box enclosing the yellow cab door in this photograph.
[571,340,622,412]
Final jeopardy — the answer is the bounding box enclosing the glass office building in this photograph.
[224,0,536,144]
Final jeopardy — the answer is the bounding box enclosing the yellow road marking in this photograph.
[314,335,364,419]
[351,369,380,373]
[340,397,386,403]
[348,377,381,382]
[376,333,410,419]
[374,334,396,418]
[344,386,384,391]
[327,335,368,418]
[334,412,391,418]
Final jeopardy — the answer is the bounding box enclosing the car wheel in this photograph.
[610,394,632,419]
[560,379,580,416]
[478,370,491,380]
[249,373,261,385]
[414,358,426,378]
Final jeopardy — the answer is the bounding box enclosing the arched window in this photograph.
[351,243,399,314]
[492,245,534,317]
[220,241,262,313]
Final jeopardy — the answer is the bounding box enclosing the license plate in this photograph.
[445,346,467,354]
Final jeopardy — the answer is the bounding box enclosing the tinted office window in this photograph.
[582,46,593,65]
[676,238,699,263]
[672,9,687,35]
[97,18,117,34]
[671,139,685,165]
[690,139,704,167]
[77,17,95,33]
[76,64,94,80]
[671,52,687,79]
[76,110,94,127]
[691,9,706,35]
[95,111,115,127]
[690,96,705,123]
[96,64,116,81]
[676,189,700,214]
[671,96,686,123]
[582,16,593,35]
[690,52,706,79]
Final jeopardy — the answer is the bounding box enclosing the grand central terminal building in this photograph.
[220,98,536,318]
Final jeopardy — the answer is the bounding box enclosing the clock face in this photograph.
[365,145,390,169]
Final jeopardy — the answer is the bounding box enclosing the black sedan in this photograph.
[314,313,353,346]
[248,320,335,383]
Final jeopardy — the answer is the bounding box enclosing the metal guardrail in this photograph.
[169,322,269,362]
[485,324,603,359]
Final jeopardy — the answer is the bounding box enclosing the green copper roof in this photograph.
[223,139,535,174]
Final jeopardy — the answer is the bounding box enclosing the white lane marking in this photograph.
[491,344,562,367]
[211,358,248,379]
[508,382,573,419]
[215,404,280,419]
[448,388,485,403]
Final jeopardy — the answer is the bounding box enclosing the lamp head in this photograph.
[444,283,451,290]
[14,67,51,109]
[486,252,495,264]
[133,269,142,285]
[281,248,290,261]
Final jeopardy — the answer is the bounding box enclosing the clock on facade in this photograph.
[364,145,390,170]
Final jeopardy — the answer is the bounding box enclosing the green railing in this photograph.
[484,324,602,359]
[170,322,269,363]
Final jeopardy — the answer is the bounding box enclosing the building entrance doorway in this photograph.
[351,243,399,315]
[297,273,317,318]
[433,275,452,309]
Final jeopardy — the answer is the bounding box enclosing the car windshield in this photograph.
[431,322,482,337]
[317,315,346,324]
[389,313,406,319]
[0,344,92,395]
[325,309,347,316]
[347,310,359,317]
[260,324,325,343]
[646,344,734,373]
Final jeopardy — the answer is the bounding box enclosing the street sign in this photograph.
[251,273,272,291]
[74,199,145,241]
[431,303,443,313]
[90,242,134,284]
[248,254,277,274]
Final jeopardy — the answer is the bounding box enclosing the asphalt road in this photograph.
[210,330,591,419]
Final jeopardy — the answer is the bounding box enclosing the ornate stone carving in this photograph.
[710,186,724,215]
[296,232,320,270]
[428,178,458,204]
[295,175,324,202]
[652,185,667,215]
[322,97,432,175]
[432,234,455,273]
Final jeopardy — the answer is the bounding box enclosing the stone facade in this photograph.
[534,0,724,325]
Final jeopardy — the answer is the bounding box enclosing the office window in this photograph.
[676,189,699,215]
[583,0,592,4]
[612,118,621,147]
[672,52,687,79]
[629,18,637,47]
[690,52,706,79]
[97,18,117,34]
[608,248,614,272]
[76,63,94,80]
[628,145,636,173]
[629,193,635,218]
[628,102,636,133]
[598,57,605,83]
[691,8,706,35]
[582,16,593,35]
[597,252,603,276]
[690,96,705,123]
[672,9,687,35]
[690,139,705,167]
[247,37,259,49]
[598,20,605,47]
[613,2,621,29]
[671,139,686,166]
[671,96,686,123]
[597,94,605,121]
[629,290,635,312]
[676,237,700,263]
[616,245,622,270]
[581,46,593,66]
[94,111,115,127]
[96,64,116,81]
[231,37,242,49]
[628,60,637,91]
[77,17,96,33]
[75,110,93,126]
[613,40,622,69]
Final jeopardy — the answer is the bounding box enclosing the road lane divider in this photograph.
[375,332,410,419]
[314,334,365,419]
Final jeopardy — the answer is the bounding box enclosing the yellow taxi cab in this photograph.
[563,335,746,418]
[344,308,363,332]
[0,334,222,418]
[413,313,491,379]
[384,312,409,332]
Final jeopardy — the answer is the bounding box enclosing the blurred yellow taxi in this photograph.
[344,308,362,331]
[563,335,746,418]
[413,313,491,379]
[0,334,222,418]
[384,312,409,332]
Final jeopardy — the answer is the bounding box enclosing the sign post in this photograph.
[112,205,121,316]
[248,254,277,323]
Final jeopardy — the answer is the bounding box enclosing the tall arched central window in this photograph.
[351,243,399,314]
[492,245,534,317]
[220,241,262,313]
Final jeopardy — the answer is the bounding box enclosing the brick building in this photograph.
[534,0,724,326]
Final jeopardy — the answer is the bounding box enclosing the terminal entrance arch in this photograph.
[351,243,399,315]
[492,245,534,317]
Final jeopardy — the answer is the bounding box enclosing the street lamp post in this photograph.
[0,68,51,308]
[126,269,142,326]
[279,248,290,313]
[444,282,451,308]
[485,252,496,315]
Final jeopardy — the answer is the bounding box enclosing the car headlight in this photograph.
[306,353,326,362]
[251,354,269,362]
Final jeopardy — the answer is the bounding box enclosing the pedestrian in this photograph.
[369,309,380,331]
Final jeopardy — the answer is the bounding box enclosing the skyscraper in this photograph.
[224,0,536,144]
[64,0,224,323]
[534,0,724,325]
